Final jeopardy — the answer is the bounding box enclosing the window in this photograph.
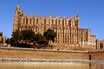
[52,19,54,26]
[59,20,60,25]
[55,19,57,25]
[26,18,28,24]
[33,18,34,24]
[36,18,38,24]
[23,18,25,24]
[49,19,50,24]
[68,20,71,26]
[44,26,46,31]
[30,18,32,24]
[100,43,103,49]
[62,20,64,26]
[44,19,46,24]
[86,32,88,41]
[71,21,73,27]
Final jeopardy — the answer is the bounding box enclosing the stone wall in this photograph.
[89,35,96,46]
[0,48,89,60]
[0,48,104,60]
[79,29,96,46]
[96,40,104,49]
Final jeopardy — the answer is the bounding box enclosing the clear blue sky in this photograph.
[0,0,104,40]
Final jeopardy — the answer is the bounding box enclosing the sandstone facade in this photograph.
[96,40,104,49]
[13,4,98,48]
[79,29,96,46]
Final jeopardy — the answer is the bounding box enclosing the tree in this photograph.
[33,33,48,45]
[33,33,42,42]
[44,29,56,42]
[10,30,35,47]
[10,30,22,46]
[6,38,11,44]
[9,29,55,48]
[21,30,35,41]
[11,30,21,41]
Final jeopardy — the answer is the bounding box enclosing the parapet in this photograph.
[74,15,79,20]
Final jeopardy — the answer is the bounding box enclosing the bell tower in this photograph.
[13,4,23,32]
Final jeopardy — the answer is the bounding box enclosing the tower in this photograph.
[13,4,23,32]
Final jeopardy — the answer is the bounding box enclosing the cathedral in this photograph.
[13,4,104,49]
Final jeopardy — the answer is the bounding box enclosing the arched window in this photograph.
[44,19,46,24]
[55,19,57,25]
[71,21,73,27]
[86,32,88,41]
[33,18,35,24]
[100,43,103,49]
[36,18,38,24]
[30,18,32,24]
[68,20,71,26]
[44,26,46,31]
[59,20,60,25]
[23,18,25,24]
[52,19,54,26]
[26,18,28,24]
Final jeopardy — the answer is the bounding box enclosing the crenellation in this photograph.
[67,16,70,19]
[32,13,35,17]
[25,13,28,17]
[49,14,51,18]
[62,16,65,19]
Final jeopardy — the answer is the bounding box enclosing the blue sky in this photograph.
[0,0,104,40]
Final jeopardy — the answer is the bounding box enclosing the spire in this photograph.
[49,13,52,17]
[77,14,79,19]
[33,13,35,17]
[71,17,72,19]
[74,16,77,20]
[17,3,20,8]
[77,14,79,17]
[68,16,70,19]
[62,16,65,19]
[40,13,42,17]
[25,13,28,16]
[75,14,79,20]
[55,16,58,18]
